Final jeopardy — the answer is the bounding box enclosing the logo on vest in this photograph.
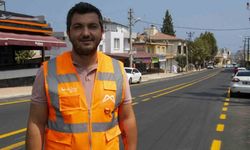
[61,87,77,93]
[102,95,115,104]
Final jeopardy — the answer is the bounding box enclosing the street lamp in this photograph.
[128,8,140,67]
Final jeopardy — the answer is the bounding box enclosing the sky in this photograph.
[4,0,250,53]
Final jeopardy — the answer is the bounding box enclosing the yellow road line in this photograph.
[132,102,138,105]
[1,141,25,150]
[0,100,30,106]
[216,124,224,132]
[210,139,221,150]
[142,98,151,102]
[152,73,217,99]
[227,87,231,98]
[224,102,229,106]
[138,82,187,97]
[210,88,229,150]
[0,128,27,139]
[220,114,226,120]
[222,107,228,112]
[152,82,194,98]
[138,72,218,98]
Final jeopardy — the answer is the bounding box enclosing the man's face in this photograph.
[68,12,103,56]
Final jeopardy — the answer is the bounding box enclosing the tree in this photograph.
[189,38,209,68]
[161,10,175,36]
[199,32,218,60]
[175,55,186,72]
[189,32,218,68]
[15,50,36,64]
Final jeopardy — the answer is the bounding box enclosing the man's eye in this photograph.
[72,25,82,30]
[89,24,99,30]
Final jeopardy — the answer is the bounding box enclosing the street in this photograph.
[1,68,250,150]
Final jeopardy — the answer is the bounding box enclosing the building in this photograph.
[0,8,66,87]
[49,18,138,67]
[134,25,187,72]
[215,48,232,67]
[0,10,66,70]
[99,17,134,53]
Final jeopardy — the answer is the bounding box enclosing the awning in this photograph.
[0,31,67,47]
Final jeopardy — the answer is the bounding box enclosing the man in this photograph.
[25,2,137,150]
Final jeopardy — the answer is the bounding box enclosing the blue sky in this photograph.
[5,0,250,52]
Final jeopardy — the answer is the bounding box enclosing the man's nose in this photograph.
[80,27,90,37]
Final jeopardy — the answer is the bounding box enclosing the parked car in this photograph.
[230,70,250,96]
[207,65,214,69]
[124,67,142,84]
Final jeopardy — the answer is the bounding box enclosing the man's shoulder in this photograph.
[99,52,123,64]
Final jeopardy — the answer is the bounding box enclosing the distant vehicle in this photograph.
[124,67,142,84]
[225,64,234,68]
[230,70,250,97]
[232,67,246,76]
[207,65,214,69]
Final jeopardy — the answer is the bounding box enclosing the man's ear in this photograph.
[67,31,70,38]
[101,30,104,40]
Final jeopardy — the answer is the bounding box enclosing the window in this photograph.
[183,46,187,54]
[178,45,182,54]
[133,69,139,73]
[147,47,150,53]
[162,47,165,53]
[114,38,120,50]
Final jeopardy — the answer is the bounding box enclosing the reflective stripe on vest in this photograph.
[46,57,123,133]
[97,58,123,109]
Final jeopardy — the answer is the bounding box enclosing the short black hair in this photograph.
[66,2,103,32]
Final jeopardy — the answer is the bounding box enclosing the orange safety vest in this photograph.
[43,51,126,150]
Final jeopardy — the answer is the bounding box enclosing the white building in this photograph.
[215,48,232,66]
[99,17,136,54]
[49,18,136,58]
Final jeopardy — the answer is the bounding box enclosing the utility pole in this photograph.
[128,8,133,68]
[245,36,250,67]
[248,37,250,66]
[128,9,140,68]
[246,2,250,67]
[243,38,246,67]
[186,32,194,71]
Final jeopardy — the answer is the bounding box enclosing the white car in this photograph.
[232,67,247,77]
[207,65,214,69]
[230,70,250,96]
[124,67,142,84]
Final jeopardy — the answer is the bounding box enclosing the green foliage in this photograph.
[199,32,218,59]
[161,10,175,36]
[175,55,187,71]
[15,50,36,64]
[189,31,218,66]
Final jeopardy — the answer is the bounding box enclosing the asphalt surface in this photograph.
[128,68,250,150]
[1,68,250,150]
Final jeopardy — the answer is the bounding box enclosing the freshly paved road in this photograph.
[1,68,250,150]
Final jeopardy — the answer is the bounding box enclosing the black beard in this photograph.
[72,44,97,56]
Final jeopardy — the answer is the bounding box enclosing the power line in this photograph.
[139,20,250,32]
[175,26,250,31]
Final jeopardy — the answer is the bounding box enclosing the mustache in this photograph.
[79,36,94,41]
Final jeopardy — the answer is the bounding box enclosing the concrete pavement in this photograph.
[0,70,198,100]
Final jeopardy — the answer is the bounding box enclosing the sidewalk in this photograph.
[141,72,181,82]
[0,71,195,100]
[0,86,32,100]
